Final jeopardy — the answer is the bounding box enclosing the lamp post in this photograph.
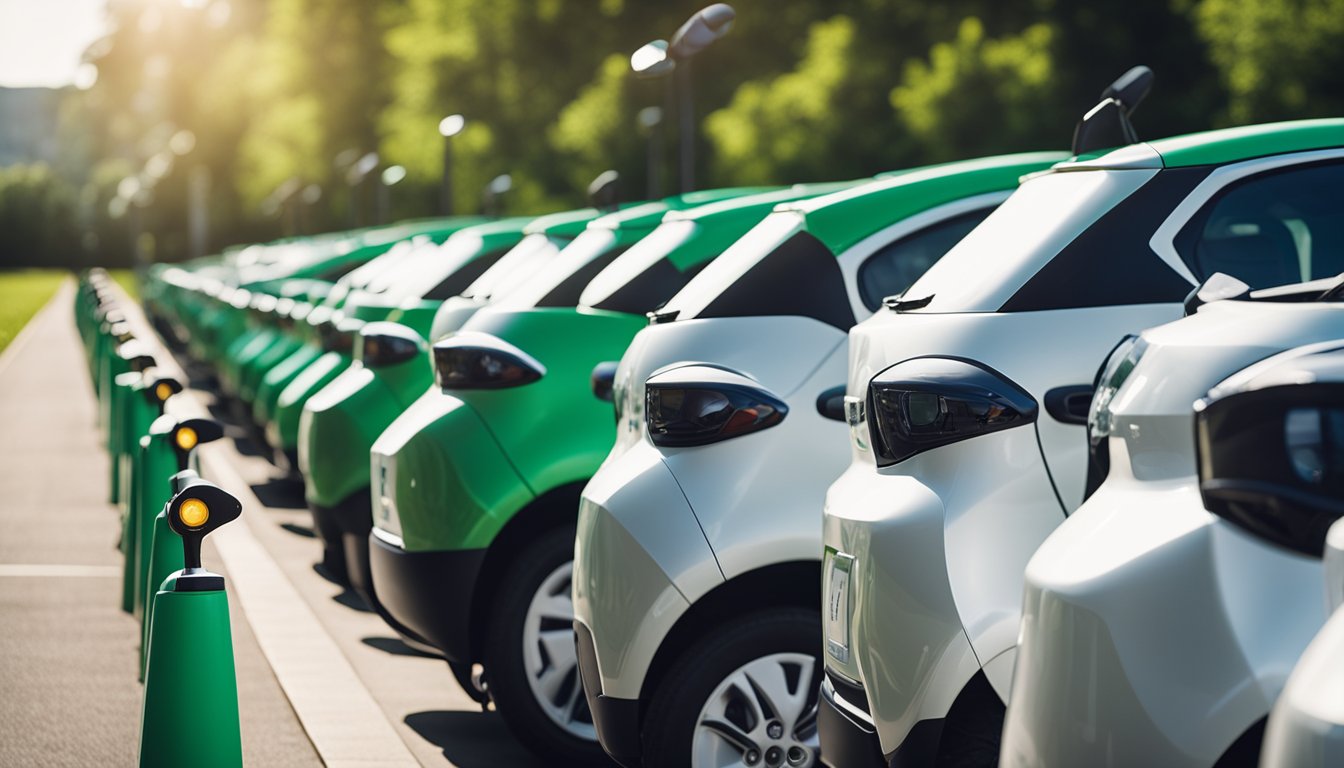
[637,106,665,199]
[631,4,735,193]
[346,151,379,226]
[482,174,512,218]
[439,114,465,215]
[378,165,406,225]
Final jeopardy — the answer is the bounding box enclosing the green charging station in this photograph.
[139,473,244,768]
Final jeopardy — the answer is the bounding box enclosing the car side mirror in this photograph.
[591,362,619,403]
[816,385,846,422]
[1184,272,1250,316]
[1327,518,1344,613]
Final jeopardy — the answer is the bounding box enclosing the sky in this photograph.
[0,0,109,88]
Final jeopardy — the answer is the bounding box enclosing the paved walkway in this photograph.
[0,282,320,767]
[0,281,556,767]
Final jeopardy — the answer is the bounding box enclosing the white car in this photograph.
[1265,516,1344,768]
[818,112,1344,764]
[999,304,1344,767]
[571,152,1066,768]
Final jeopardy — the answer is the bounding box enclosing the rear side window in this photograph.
[590,259,710,315]
[693,231,855,330]
[856,208,994,311]
[535,245,630,307]
[1175,161,1344,290]
[421,247,512,301]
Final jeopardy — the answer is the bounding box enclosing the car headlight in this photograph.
[866,357,1037,467]
[644,364,787,448]
[1087,335,1147,443]
[431,332,545,390]
[1083,335,1148,498]
[1196,383,1344,557]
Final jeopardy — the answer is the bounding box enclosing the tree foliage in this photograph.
[3,0,1338,267]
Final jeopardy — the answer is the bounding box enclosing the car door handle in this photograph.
[816,385,847,422]
[1045,385,1094,425]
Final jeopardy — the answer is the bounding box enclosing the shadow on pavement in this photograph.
[361,636,439,659]
[279,522,316,538]
[404,711,549,768]
[332,588,372,613]
[250,476,305,509]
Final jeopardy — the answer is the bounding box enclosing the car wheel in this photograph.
[643,608,822,768]
[484,525,607,764]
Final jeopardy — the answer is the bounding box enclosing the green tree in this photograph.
[891,18,1057,161]
[1191,0,1344,123]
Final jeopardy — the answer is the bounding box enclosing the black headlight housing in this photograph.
[645,370,788,448]
[357,323,423,369]
[431,333,545,390]
[1196,383,1344,557]
[867,357,1037,467]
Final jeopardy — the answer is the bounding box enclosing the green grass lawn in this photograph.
[0,270,68,355]
[107,268,139,301]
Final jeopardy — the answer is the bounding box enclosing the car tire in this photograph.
[643,608,823,768]
[483,524,608,765]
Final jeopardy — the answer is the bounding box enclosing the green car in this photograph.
[365,184,873,762]
[215,218,478,402]
[263,217,528,474]
[299,207,604,590]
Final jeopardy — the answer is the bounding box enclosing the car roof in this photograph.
[521,207,603,238]
[780,152,1070,255]
[587,187,777,233]
[1064,118,1344,170]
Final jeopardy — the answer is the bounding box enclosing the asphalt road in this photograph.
[0,281,561,767]
[0,283,318,767]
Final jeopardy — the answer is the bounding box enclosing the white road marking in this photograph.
[0,564,122,578]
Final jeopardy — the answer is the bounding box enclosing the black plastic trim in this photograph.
[575,621,643,767]
[1044,385,1094,425]
[367,534,487,662]
[818,678,885,768]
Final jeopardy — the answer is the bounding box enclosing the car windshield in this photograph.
[898,168,1154,312]
[495,228,626,309]
[462,234,566,301]
[579,220,696,309]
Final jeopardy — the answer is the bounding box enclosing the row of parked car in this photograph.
[139,69,1343,767]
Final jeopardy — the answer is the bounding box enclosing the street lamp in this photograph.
[346,151,380,226]
[439,114,465,215]
[631,4,735,193]
[637,106,665,198]
[482,173,512,218]
[378,165,406,224]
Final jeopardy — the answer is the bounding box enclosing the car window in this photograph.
[673,229,856,330]
[421,246,513,301]
[1175,161,1344,290]
[856,208,994,311]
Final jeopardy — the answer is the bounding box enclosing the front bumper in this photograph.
[299,365,387,509]
[819,677,886,768]
[1261,608,1344,767]
[1001,481,1325,767]
[367,530,486,662]
[573,441,718,759]
[575,621,643,768]
[277,350,352,452]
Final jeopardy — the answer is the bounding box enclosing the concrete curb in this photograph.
[105,282,421,767]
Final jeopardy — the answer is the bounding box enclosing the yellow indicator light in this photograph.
[179,498,209,528]
[155,383,172,401]
[176,427,198,451]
